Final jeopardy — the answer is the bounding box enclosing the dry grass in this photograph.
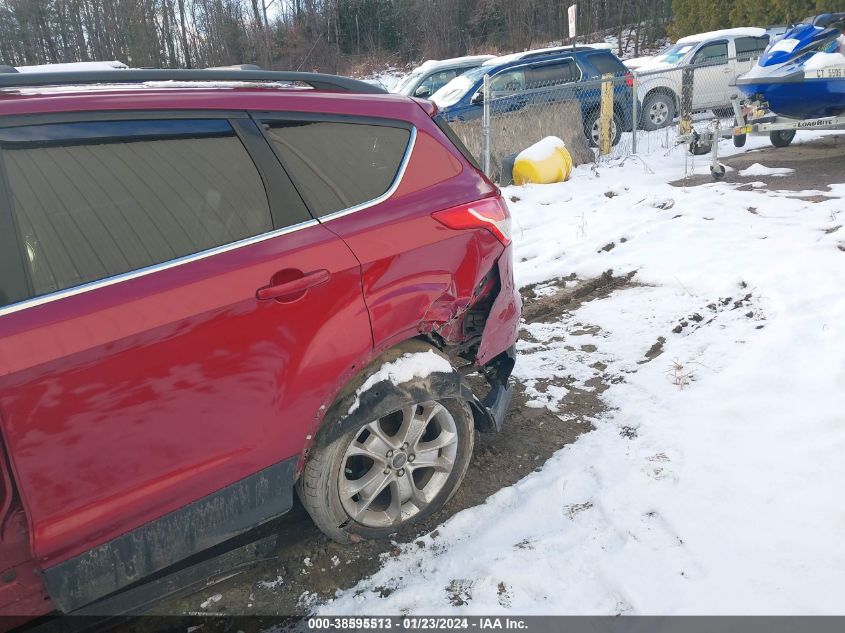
[450,99,594,182]
[667,359,694,390]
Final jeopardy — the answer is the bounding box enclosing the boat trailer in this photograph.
[676,95,845,180]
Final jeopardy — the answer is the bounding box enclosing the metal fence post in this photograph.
[631,72,638,155]
[482,73,491,178]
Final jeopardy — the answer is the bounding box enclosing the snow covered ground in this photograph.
[361,68,405,92]
[317,133,845,615]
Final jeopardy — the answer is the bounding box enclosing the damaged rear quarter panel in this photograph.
[321,123,503,357]
[326,204,503,354]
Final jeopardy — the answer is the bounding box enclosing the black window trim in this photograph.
[250,111,418,223]
[0,111,317,318]
[0,145,32,307]
[0,109,251,129]
[230,117,313,229]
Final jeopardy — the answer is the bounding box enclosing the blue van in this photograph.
[431,46,634,146]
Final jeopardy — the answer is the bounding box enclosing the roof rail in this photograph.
[0,69,387,94]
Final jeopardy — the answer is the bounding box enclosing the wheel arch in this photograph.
[643,85,680,110]
[302,338,495,465]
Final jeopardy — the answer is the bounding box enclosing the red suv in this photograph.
[0,68,519,621]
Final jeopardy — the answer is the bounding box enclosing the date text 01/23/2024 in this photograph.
[307,617,529,630]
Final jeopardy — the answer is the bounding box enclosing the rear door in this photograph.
[526,59,580,107]
[691,40,731,109]
[0,113,372,610]
[255,111,504,356]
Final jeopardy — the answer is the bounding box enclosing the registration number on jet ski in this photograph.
[810,66,845,79]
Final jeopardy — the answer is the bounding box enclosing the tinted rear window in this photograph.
[585,53,626,75]
[0,119,272,301]
[735,36,770,60]
[527,60,578,87]
[263,120,411,218]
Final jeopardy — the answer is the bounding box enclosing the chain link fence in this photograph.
[445,54,763,183]
[633,54,759,152]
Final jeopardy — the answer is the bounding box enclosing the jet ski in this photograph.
[737,13,845,119]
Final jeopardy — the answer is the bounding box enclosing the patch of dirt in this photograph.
[669,133,845,192]
[639,336,666,364]
[146,274,637,620]
[521,269,638,324]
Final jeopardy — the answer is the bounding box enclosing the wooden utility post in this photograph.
[679,67,694,135]
[599,73,614,156]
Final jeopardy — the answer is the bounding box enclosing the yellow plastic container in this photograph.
[512,136,573,185]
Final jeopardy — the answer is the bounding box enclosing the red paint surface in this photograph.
[0,85,520,616]
[0,223,371,566]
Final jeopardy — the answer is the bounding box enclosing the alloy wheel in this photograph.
[338,402,458,528]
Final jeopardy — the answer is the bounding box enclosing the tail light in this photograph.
[625,73,634,87]
[432,196,512,246]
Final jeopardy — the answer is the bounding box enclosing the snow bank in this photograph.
[738,163,795,177]
[15,61,127,73]
[362,69,404,92]
[347,351,453,415]
[321,130,845,615]
[516,136,566,163]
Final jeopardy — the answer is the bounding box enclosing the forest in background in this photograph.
[0,0,842,75]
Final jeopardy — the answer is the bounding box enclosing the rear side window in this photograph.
[527,60,578,87]
[735,36,770,61]
[0,119,272,300]
[585,53,626,76]
[263,119,411,218]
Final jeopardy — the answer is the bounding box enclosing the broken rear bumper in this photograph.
[473,243,520,432]
[475,345,515,432]
[476,243,521,366]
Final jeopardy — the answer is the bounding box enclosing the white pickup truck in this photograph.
[632,28,771,130]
